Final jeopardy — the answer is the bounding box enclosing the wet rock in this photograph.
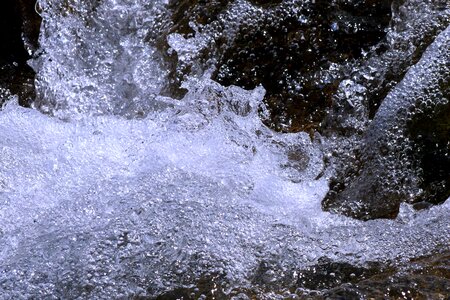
[159,0,448,133]
[296,257,389,291]
[146,252,450,299]
[151,273,229,300]
[159,0,448,219]
[320,251,450,300]
[167,0,231,35]
[18,0,42,54]
[154,0,233,99]
[0,0,41,107]
[154,0,450,220]
[158,0,393,131]
[408,103,450,208]
[214,0,393,132]
[323,0,450,135]
[322,25,450,220]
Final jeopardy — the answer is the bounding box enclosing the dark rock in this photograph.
[158,0,393,131]
[322,25,450,220]
[151,273,231,300]
[407,101,450,205]
[0,0,41,107]
[152,0,233,99]
[145,251,450,299]
[320,251,450,300]
[296,257,389,290]
[167,0,231,35]
[323,0,450,135]
[214,0,392,132]
[18,0,42,54]
[156,0,449,219]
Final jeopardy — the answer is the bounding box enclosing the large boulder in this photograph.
[213,0,393,131]
[151,0,450,219]
[322,25,450,220]
[156,0,393,131]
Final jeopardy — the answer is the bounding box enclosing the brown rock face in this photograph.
[214,0,393,131]
[159,0,393,132]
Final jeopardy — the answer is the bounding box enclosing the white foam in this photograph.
[0,0,448,297]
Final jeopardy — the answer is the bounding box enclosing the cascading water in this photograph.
[0,0,449,298]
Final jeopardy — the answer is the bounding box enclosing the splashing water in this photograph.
[0,0,449,298]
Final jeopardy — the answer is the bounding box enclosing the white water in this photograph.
[0,0,449,298]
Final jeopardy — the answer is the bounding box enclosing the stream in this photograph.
[0,0,449,299]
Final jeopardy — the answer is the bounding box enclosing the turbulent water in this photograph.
[0,0,449,299]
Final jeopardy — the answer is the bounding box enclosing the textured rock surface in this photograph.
[324,0,450,134]
[323,25,450,220]
[157,0,450,219]
[156,0,393,131]
[148,251,450,299]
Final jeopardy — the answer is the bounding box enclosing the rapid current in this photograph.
[0,0,449,298]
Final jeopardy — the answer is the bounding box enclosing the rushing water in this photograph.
[0,0,449,298]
